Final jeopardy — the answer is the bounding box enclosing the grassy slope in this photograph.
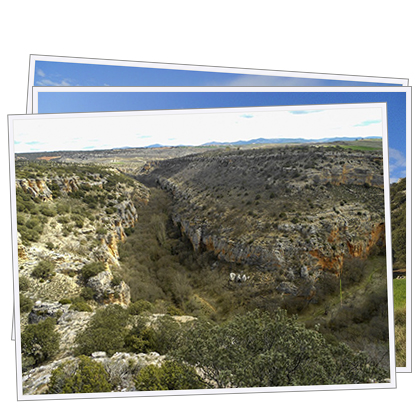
[393,277,406,367]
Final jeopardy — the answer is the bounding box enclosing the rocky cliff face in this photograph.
[137,145,386,299]
[16,179,53,201]
[16,175,106,201]
[17,165,151,393]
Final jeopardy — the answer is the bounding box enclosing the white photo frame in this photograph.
[9,104,395,400]
[27,54,409,115]
[29,85,412,373]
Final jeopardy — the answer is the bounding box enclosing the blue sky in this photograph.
[37,90,407,182]
[34,61,403,88]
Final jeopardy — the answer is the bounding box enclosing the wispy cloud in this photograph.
[36,69,45,77]
[240,114,254,118]
[354,119,381,127]
[36,79,72,87]
[289,110,323,115]
[389,147,406,181]
[208,75,337,87]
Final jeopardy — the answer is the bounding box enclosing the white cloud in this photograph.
[389,147,406,169]
[36,69,45,77]
[36,78,71,87]
[388,147,406,180]
[211,75,336,87]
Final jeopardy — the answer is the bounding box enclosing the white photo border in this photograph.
[26,54,409,114]
[29,85,412,374]
[9,103,395,400]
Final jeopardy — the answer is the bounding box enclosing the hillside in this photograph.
[390,177,406,272]
[15,150,391,395]
[137,145,386,294]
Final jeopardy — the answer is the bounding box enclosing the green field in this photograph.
[393,277,406,309]
[338,145,379,151]
[393,277,406,367]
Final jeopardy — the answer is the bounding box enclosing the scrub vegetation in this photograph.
[15,143,397,394]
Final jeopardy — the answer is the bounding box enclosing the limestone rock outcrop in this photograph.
[22,351,165,395]
[85,270,131,306]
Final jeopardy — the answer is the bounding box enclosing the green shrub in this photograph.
[20,294,33,313]
[96,226,107,235]
[48,356,111,394]
[70,297,92,312]
[46,241,55,250]
[110,274,122,287]
[40,205,57,218]
[124,227,134,236]
[59,298,72,305]
[128,300,154,315]
[105,206,117,215]
[21,317,60,369]
[124,323,157,354]
[134,360,206,391]
[57,216,70,224]
[19,275,30,291]
[16,213,26,225]
[47,182,61,199]
[71,214,85,228]
[81,261,106,280]
[75,305,129,357]
[173,309,389,387]
[80,287,96,301]
[32,260,56,280]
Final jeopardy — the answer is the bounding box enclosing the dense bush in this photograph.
[80,286,96,301]
[21,318,60,369]
[124,319,157,354]
[48,356,111,394]
[172,309,388,387]
[75,305,129,357]
[39,205,57,218]
[19,293,33,313]
[19,275,30,291]
[81,261,106,280]
[134,360,206,391]
[71,214,85,228]
[341,258,366,288]
[31,260,56,280]
[128,300,153,315]
[69,297,92,312]
[18,215,44,245]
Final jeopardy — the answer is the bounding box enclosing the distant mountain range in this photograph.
[109,136,381,150]
[202,136,382,147]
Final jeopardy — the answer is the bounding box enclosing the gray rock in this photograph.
[28,301,64,324]
[92,351,107,358]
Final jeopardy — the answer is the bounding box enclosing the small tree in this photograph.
[134,360,206,391]
[81,261,106,281]
[173,309,388,387]
[48,356,111,394]
[75,305,128,357]
[19,293,33,313]
[21,317,60,369]
[31,260,56,280]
